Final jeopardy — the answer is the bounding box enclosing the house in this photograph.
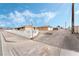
[34,26,48,30]
[14,25,34,30]
[14,25,53,31]
[74,26,79,33]
[14,27,25,30]
[34,26,53,31]
[52,26,63,30]
[25,25,34,30]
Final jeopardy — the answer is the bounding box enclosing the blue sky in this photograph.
[0,3,79,28]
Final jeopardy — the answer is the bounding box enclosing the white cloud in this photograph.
[9,11,26,23]
[75,10,79,15]
[22,10,33,17]
[8,10,56,24]
[0,10,57,27]
[22,10,56,25]
[0,24,5,27]
[0,15,7,18]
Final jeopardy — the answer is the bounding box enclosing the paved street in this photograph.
[0,30,61,56]
[34,29,79,52]
[0,29,79,56]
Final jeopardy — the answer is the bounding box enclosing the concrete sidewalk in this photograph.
[0,33,3,56]
[1,30,79,56]
[5,30,39,39]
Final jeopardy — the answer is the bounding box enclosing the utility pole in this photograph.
[71,0,74,34]
[65,21,67,29]
[30,20,33,40]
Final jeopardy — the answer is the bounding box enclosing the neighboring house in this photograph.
[34,26,53,31]
[48,26,53,31]
[14,25,53,31]
[14,27,25,30]
[53,27,58,30]
[14,25,34,30]
[25,25,33,30]
[74,26,79,33]
[34,26,48,30]
[53,26,62,31]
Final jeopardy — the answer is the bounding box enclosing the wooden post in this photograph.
[71,2,74,34]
